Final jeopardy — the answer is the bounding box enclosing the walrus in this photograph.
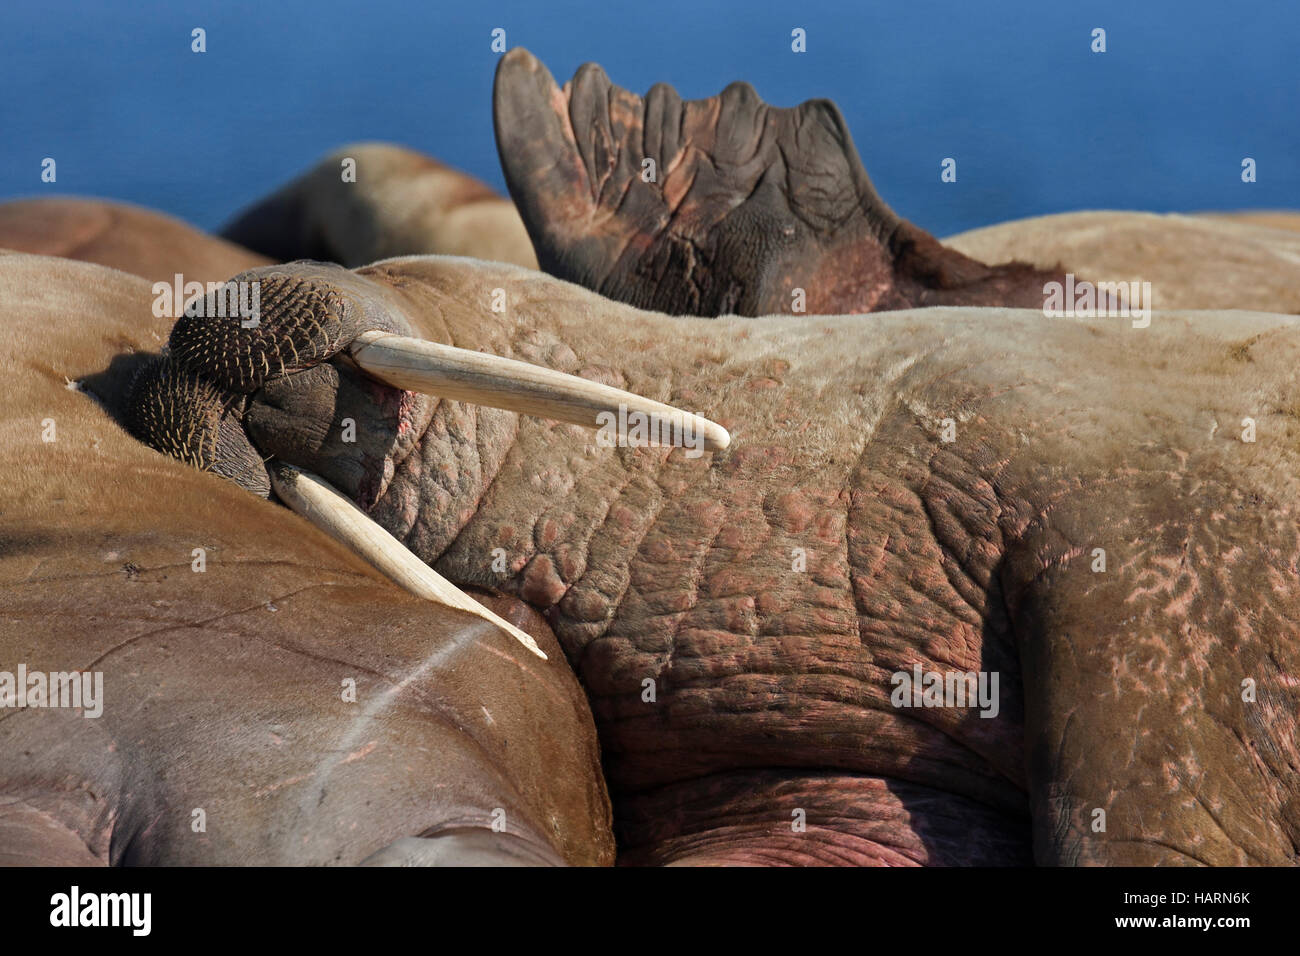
[0,250,614,866]
[219,143,537,270]
[106,252,1300,865]
[0,146,535,288]
[0,197,270,286]
[945,211,1300,313]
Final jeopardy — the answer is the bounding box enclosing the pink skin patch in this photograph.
[355,378,423,510]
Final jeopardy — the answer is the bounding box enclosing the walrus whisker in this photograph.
[268,462,548,660]
[348,330,731,451]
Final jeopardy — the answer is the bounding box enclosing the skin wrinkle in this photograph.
[657,494,732,682]
[582,385,1024,806]
[0,799,105,865]
[552,468,651,657]
[916,465,997,625]
[488,327,690,624]
[1,797,116,867]
[12,582,333,683]
[1196,706,1290,854]
[113,250,1300,864]
[1109,837,1218,868]
[838,420,887,645]
[569,468,672,653]
[9,555,374,584]
[616,767,1029,865]
[1175,765,1260,860]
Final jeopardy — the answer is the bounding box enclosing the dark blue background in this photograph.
[2,0,1295,237]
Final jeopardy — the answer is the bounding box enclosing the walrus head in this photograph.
[122,260,728,659]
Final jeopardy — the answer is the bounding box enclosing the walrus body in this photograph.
[0,252,614,866]
[106,252,1300,864]
[946,211,1300,314]
[219,143,537,270]
[0,198,270,286]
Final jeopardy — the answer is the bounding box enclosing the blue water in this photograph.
[2,0,1296,238]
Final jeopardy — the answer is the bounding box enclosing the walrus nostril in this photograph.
[168,270,353,394]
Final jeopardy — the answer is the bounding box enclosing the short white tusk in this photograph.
[269,463,547,660]
[349,330,730,452]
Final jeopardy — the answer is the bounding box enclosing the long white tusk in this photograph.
[349,331,730,452]
[269,463,547,660]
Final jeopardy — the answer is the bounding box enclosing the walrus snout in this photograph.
[168,262,370,393]
[124,354,271,497]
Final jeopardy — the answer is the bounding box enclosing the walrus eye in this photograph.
[346,330,731,451]
[269,462,548,660]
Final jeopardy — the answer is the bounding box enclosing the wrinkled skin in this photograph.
[0,252,614,866]
[124,254,1300,865]
[493,48,1064,317]
[6,50,1300,865]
